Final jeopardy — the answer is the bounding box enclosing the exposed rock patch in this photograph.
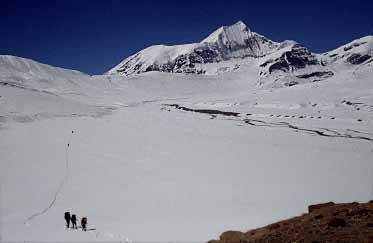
[208,201,373,243]
[347,54,371,65]
[309,202,335,213]
[296,71,334,79]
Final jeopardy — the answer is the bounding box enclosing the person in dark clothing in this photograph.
[71,214,77,229]
[81,217,87,231]
[64,212,71,228]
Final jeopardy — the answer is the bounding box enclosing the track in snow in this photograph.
[24,131,74,224]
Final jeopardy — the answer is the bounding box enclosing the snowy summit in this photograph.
[201,20,278,57]
[201,21,251,44]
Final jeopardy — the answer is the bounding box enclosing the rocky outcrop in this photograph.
[296,71,334,79]
[208,201,373,243]
[260,44,319,74]
[308,201,335,213]
[347,54,371,65]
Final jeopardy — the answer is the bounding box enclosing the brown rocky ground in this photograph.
[208,201,373,243]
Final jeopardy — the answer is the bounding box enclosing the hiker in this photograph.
[71,214,77,229]
[81,217,87,231]
[64,212,71,228]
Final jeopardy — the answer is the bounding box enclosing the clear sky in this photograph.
[1,0,372,74]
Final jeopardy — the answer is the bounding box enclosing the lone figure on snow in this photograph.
[71,214,77,229]
[81,217,87,231]
[64,212,71,228]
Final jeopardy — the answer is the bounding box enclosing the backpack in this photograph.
[81,217,87,225]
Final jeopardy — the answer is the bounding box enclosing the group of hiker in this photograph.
[64,212,88,231]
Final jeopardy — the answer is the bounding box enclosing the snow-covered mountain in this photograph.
[323,36,373,68]
[107,21,372,88]
[0,55,90,92]
[0,55,127,124]
[107,21,279,76]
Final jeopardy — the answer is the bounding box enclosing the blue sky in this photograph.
[1,0,372,74]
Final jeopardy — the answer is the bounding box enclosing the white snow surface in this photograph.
[1,39,373,243]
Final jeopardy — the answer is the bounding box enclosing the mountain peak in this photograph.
[232,20,247,28]
[201,21,251,45]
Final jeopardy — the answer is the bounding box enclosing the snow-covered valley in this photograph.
[1,21,373,242]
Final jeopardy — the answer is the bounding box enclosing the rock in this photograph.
[308,202,335,213]
[347,208,370,216]
[327,218,346,227]
[296,71,334,79]
[267,44,319,74]
[347,54,371,65]
[208,201,373,243]
[285,81,299,87]
[219,231,244,243]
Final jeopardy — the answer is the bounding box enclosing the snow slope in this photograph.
[0,55,90,93]
[1,33,373,242]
